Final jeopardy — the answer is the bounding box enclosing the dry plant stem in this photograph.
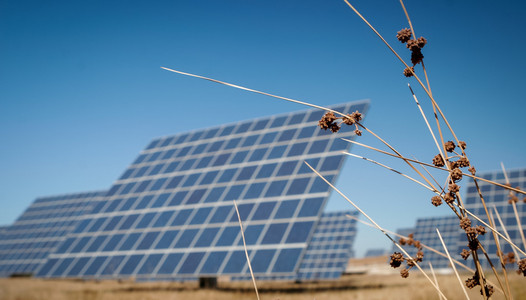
[408,84,443,160]
[355,122,438,192]
[472,250,489,300]
[233,200,260,300]
[453,202,526,256]
[160,66,526,194]
[347,213,505,295]
[306,162,448,299]
[421,60,432,95]
[476,241,509,300]
[415,155,443,193]
[342,139,526,195]
[161,67,343,117]
[343,0,467,160]
[511,203,525,250]
[489,209,514,299]
[493,207,520,259]
[399,0,416,38]
[342,144,511,295]
[436,228,470,300]
[162,66,441,193]
[501,162,526,250]
[398,0,433,93]
[472,178,507,280]
[429,262,445,300]
[343,152,436,192]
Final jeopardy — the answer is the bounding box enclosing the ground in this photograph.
[0,272,524,300]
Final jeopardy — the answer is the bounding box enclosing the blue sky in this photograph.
[1,0,525,257]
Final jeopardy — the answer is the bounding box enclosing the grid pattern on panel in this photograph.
[296,211,358,280]
[0,191,107,277]
[37,100,370,280]
[462,168,526,269]
[411,216,464,269]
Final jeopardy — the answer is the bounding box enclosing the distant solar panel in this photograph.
[37,101,369,280]
[463,168,526,269]
[411,216,463,269]
[0,191,107,277]
[395,168,526,270]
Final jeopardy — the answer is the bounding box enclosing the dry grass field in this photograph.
[0,272,524,300]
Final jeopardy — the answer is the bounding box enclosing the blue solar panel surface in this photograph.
[396,168,526,270]
[36,101,369,280]
[463,168,526,269]
[0,191,107,277]
[296,210,358,280]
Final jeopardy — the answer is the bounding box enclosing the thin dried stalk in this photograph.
[501,162,526,250]
[306,162,448,299]
[162,66,441,193]
[489,209,514,299]
[161,67,343,117]
[408,84,443,159]
[346,214,504,295]
[428,262,445,300]
[233,200,260,300]
[342,152,436,192]
[453,202,526,257]
[493,207,520,260]
[342,139,526,195]
[342,0,463,152]
[436,228,470,300]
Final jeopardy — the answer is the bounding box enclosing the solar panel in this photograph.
[410,216,463,269]
[36,100,369,280]
[0,191,107,277]
[463,168,526,269]
[394,168,526,270]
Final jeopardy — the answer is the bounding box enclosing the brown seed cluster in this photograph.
[403,66,414,77]
[481,285,495,298]
[459,217,471,230]
[396,28,427,76]
[465,271,480,289]
[465,271,493,297]
[430,172,464,207]
[460,249,471,260]
[506,183,523,204]
[431,195,442,207]
[444,141,456,152]
[318,110,363,135]
[392,233,424,278]
[502,252,515,265]
[390,252,404,268]
[432,154,445,167]
[517,258,526,276]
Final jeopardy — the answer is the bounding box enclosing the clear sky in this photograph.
[1,0,525,257]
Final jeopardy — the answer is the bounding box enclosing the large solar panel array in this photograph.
[35,101,369,280]
[395,168,526,270]
[0,191,107,277]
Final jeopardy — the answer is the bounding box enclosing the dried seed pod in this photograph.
[396,28,412,43]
